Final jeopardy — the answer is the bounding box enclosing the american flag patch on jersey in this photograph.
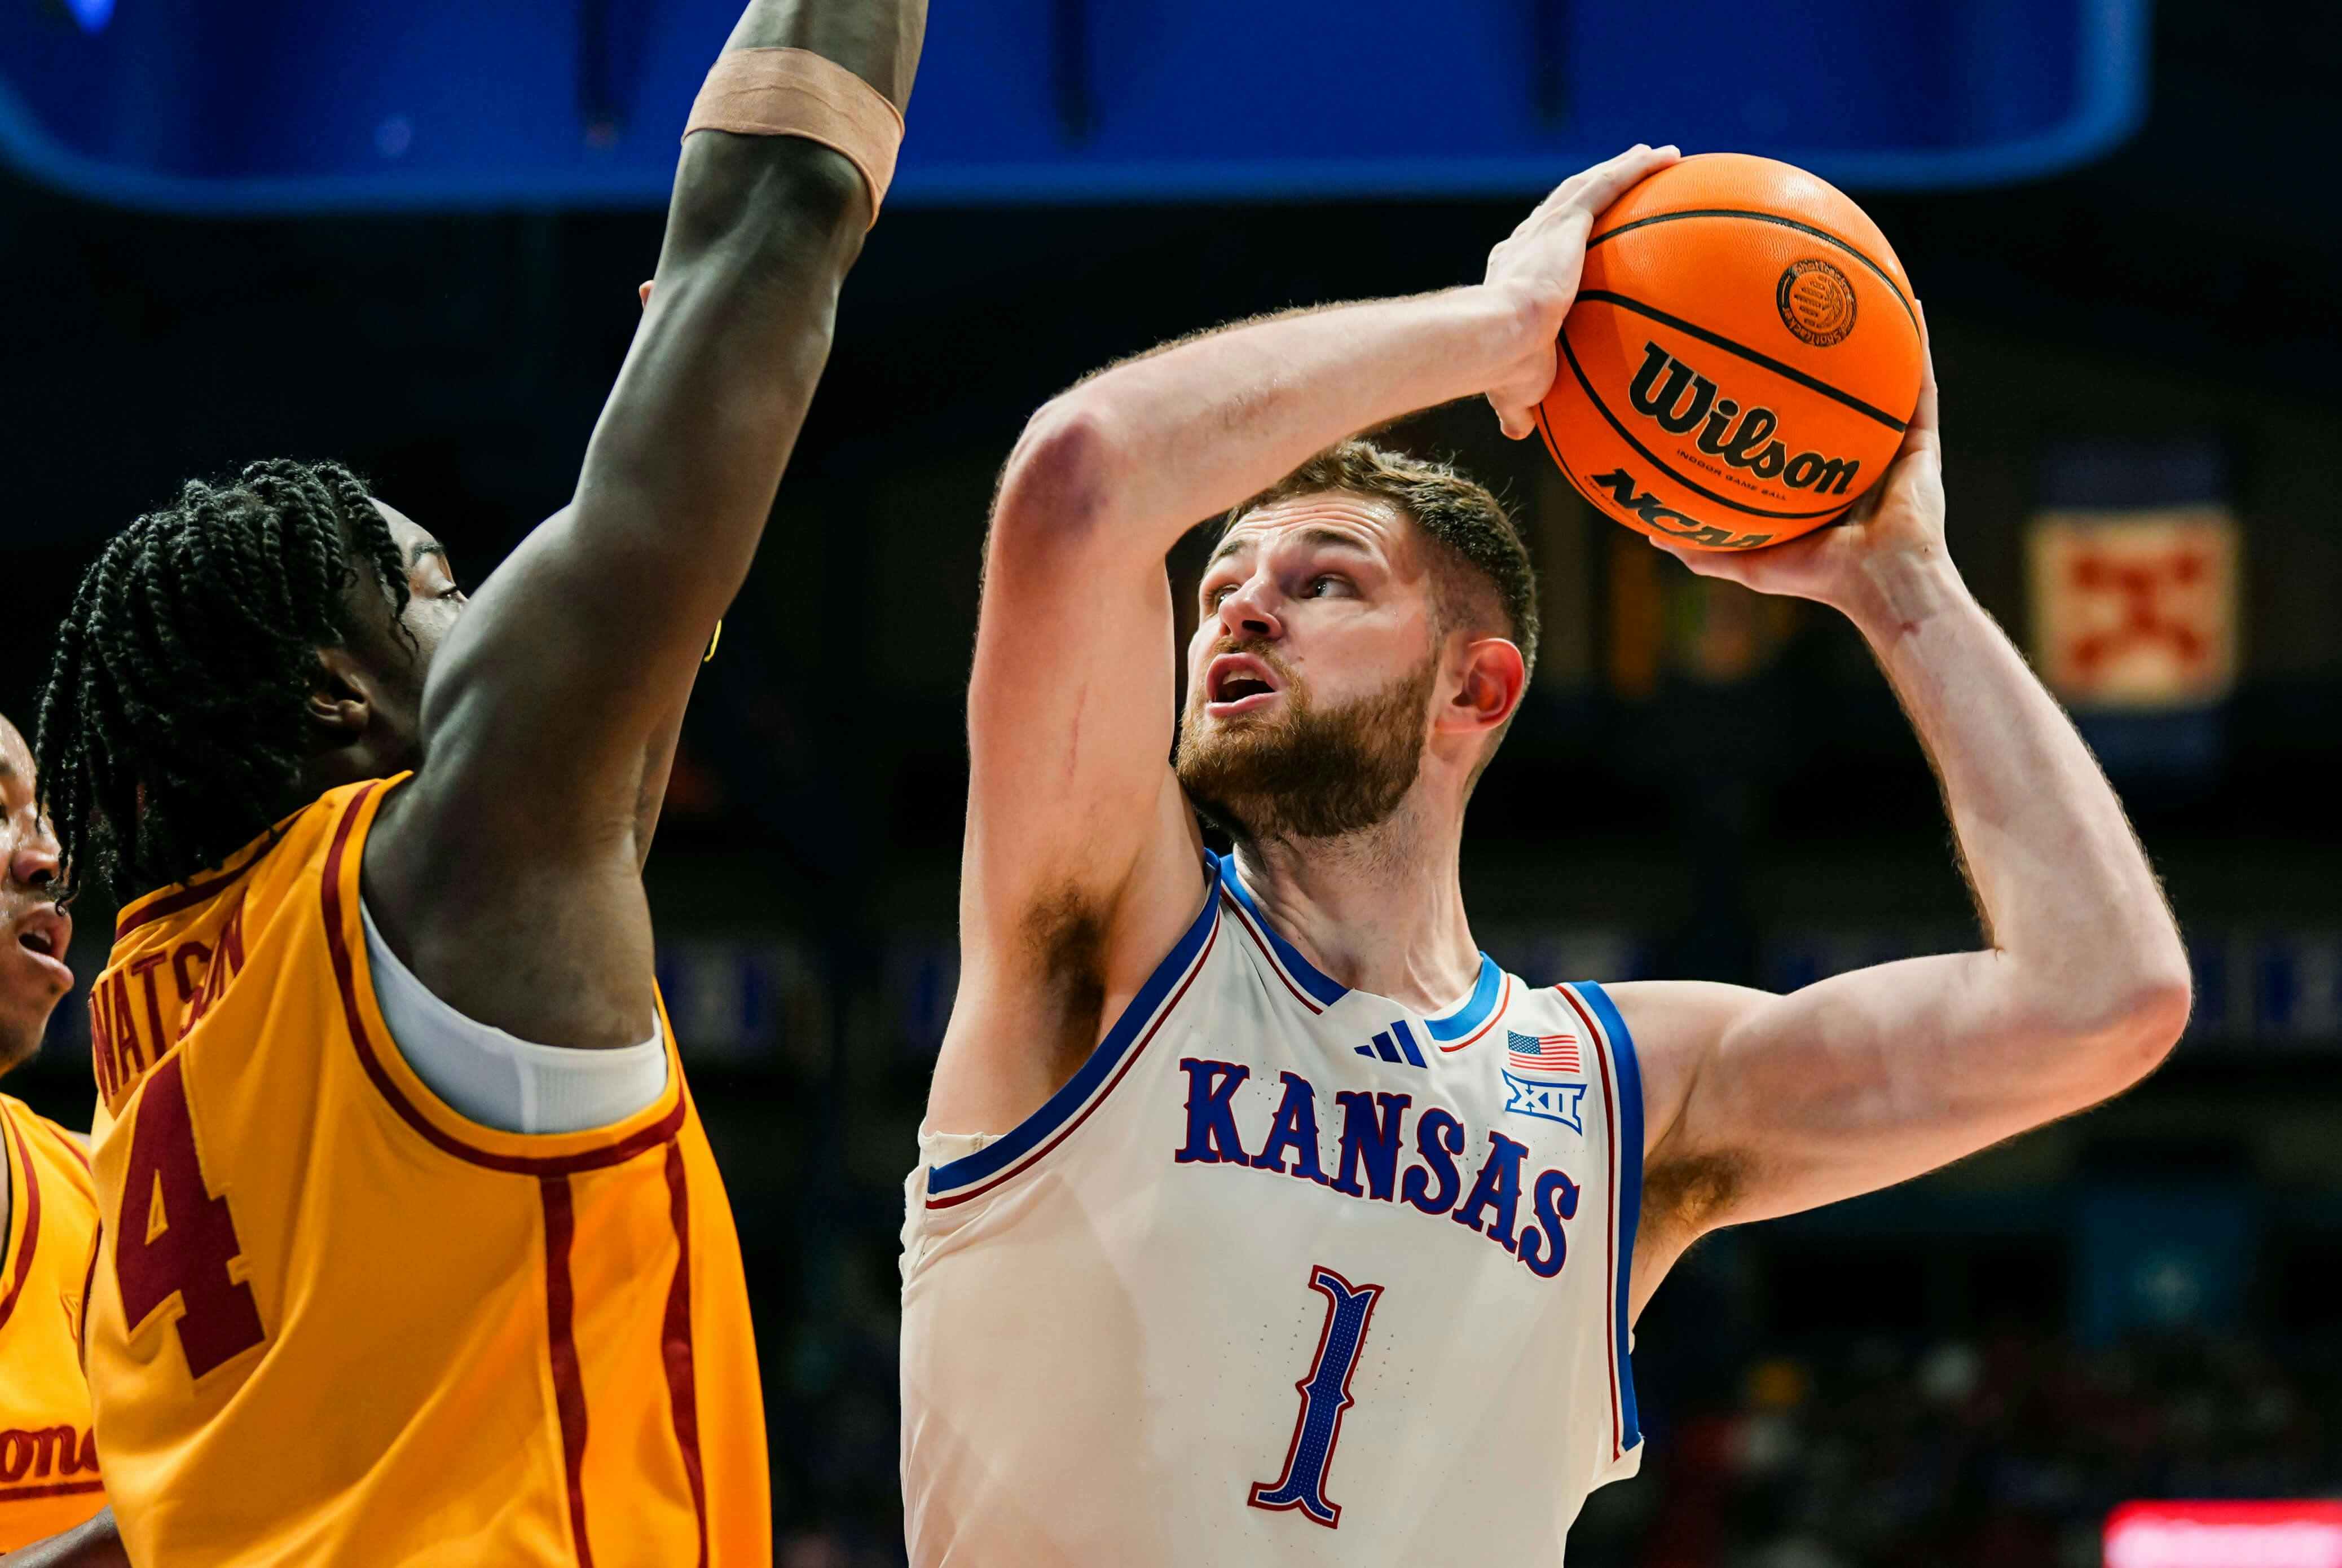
[1507,1029,1582,1074]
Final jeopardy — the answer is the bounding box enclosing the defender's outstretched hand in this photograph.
[1482,143,1680,439]
[1657,305,1946,619]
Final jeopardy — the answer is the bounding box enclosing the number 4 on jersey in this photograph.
[116,1054,267,1379]
[1249,1265,1384,1529]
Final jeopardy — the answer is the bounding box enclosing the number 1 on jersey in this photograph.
[116,1054,267,1380]
[1249,1264,1384,1529]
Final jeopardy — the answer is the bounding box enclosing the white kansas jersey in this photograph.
[901,852,1645,1567]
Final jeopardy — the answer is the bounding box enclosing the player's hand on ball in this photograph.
[1658,305,1948,615]
[1482,143,1680,440]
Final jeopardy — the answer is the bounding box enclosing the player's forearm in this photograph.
[1852,553,2190,1055]
[656,0,922,325]
[720,0,921,104]
[562,0,923,656]
[997,285,1535,556]
[663,0,922,252]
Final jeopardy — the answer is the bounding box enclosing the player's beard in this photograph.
[1176,644,1439,843]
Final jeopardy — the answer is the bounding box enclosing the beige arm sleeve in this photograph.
[685,46,906,224]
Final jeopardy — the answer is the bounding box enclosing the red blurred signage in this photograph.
[2105,1501,2342,1568]
[2027,508,2240,709]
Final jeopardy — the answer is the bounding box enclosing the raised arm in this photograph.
[1616,325,2193,1313]
[367,0,925,1047]
[930,148,1678,1131]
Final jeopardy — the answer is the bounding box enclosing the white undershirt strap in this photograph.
[361,898,669,1135]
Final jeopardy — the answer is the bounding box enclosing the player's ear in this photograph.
[1439,636,1526,734]
[303,646,375,747]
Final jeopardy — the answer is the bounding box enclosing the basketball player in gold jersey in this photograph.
[30,0,923,1560]
[0,714,119,1567]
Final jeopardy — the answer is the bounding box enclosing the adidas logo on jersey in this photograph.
[1353,1020,1427,1068]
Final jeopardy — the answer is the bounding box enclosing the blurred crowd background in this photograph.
[1,1,2337,1563]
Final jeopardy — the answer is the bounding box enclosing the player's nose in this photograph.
[1215,573,1284,642]
[7,814,62,893]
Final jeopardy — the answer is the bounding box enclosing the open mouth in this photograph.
[1205,653,1284,716]
[12,906,72,981]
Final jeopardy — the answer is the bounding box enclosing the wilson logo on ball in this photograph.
[1626,342,1863,496]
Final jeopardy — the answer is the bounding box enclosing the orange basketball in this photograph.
[1537,153,1922,552]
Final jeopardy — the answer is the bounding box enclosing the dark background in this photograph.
[4,3,2339,1564]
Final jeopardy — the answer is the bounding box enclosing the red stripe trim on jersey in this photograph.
[926,915,1222,1210]
[660,1140,710,1568]
[36,1117,92,1173]
[1220,892,1325,1015]
[0,1109,44,1337]
[113,853,260,939]
[1434,973,1512,1052]
[540,1175,596,1568]
[77,1225,99,1371]
[320,781,688,1175]
[0,1479,107,1503]
[1558,983,1627,1461]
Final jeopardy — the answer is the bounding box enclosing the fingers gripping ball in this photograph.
[1537,153,1922,552]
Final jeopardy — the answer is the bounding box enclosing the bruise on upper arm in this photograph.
[1019,880,1111,1089]
[1641,1147,1755,1247]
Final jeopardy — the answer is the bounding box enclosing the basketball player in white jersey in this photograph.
[901,145,2192,1565]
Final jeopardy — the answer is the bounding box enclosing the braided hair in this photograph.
[36,458,410,902]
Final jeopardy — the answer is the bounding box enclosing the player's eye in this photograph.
[1306,575,1349,598]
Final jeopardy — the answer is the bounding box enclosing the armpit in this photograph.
[1642,1148,1753,1241]
[1019,882,1110,1087]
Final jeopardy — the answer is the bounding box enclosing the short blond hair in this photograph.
[1228,441,1539,679]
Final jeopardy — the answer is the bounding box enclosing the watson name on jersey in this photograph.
[901,853,1644,1567]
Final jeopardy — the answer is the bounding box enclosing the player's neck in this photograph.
[1231,798,1480,1015]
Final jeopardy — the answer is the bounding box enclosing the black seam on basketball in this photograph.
[1556,329,1855,521]
[1575,291,1909,433]
[1533,401,1599,512]
[1534,401,1608,516]
[1586,209,1918,331]
[1549,439,1609,519]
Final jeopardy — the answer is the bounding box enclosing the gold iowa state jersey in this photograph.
[82,777,768,1566]
[0,1094,106,1549]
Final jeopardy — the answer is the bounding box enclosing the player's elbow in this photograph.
[2049,949,2194,1097]
[2110,957,2194,1078]
[990,399,1128,559]
[667,138,868,275]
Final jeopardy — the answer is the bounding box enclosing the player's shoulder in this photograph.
[109,781,376,946]
[1597,979,1769,1042]
[113,778,400,945]
[1592,979,1773,1150]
